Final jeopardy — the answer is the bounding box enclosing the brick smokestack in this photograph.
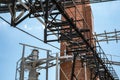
[60,2,94,80]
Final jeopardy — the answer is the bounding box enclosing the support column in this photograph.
[56,53,59,80]
[46,51,49,80]
[84,62,87,80]
[20,45,25,80]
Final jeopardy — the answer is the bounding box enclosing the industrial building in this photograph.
[0,0,120,80]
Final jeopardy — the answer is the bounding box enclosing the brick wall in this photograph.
[60,4,93,80]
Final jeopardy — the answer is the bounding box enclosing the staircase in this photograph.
[43,0,119,80]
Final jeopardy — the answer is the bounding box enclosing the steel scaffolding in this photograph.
[0,0,119,80]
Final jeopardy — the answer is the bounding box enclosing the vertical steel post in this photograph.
[71,53,78,80]
[20,44,25,80]
[46,50,49,80]
[11,0,16,26]
[56,53,59,80]
[15,62,18,80]
[84,62,87,80]
[44,0,49,43]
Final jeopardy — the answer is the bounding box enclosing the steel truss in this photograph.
[43,0,119,80]
[0,0,116,26]
[0,0,119,80]
[0,0,116,13]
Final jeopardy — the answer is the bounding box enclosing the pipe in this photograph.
[84,62,87,80]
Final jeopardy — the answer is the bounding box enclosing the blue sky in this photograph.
[0,1,120,80]
[0,15,59,80]
[91,1,120,77]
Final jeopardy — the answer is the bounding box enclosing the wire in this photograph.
[0,16,60,50]
[0,16,11,25]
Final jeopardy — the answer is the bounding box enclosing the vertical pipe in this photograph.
[11,0,16,26]
[56,53,59,80]
[15,61,19,80]
[44,0,49,43]
[71,53,77,80]
[46,51,49,80]
[20,45,25,80]
[84,62,87,80]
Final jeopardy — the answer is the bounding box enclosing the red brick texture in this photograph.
[60,4,93,80]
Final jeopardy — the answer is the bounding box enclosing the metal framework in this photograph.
[16,43,119,80]
[0,0,119,80]
[16,43,73,80]
[43,0,119,80]
[0,0,117,13]
[0,0,117,26]
[94,29,120,43]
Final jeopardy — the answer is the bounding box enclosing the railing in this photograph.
[95,36,119,80]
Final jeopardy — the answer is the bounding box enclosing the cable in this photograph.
[15,27,60,50]
[0,16,11,25]
[0,16,60,50]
